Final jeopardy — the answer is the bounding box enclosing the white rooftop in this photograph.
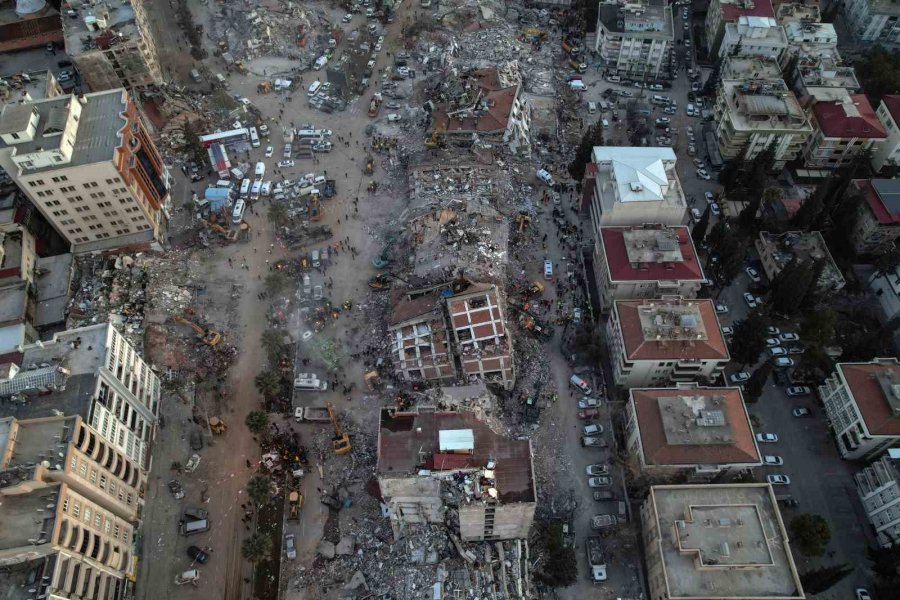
[593,147,676,203]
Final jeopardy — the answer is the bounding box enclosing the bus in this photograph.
[232,198,246,224]
[199,128,250,148]
[249,127,260,148]
[295,129,327,140]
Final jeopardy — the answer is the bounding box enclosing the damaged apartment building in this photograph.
[430,66,532,156]
[389,281,515,390]
[62,0,162,91]
[376,407,536,542]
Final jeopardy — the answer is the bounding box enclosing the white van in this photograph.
[307,80,322,96]
[216,179,233,189]
[249,127,260,148]
[232,198,246,224]
[294,376,327,391]
[261,181,272,196]
[314,56,328,70]
[570,374,593,396]
[569,80,586,91]
[254,161,265,180]
[239,179,251,196]
[544,259,553,280]
[588,102,597,114]
[250,180,262,201]
[230,167,244,180]
[536,169,555,187]
[602,118,609,129]
[313,175,327,186]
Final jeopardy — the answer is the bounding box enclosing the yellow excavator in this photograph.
[425,125,445,149]
[327,402,352,455]
[199,218,238,242]
[173,316,222,346]
[364,154,374,175]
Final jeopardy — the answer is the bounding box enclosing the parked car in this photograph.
[285,534,297,560]
[774,357,795,368]
[278,160,295,168]
[715,302,728,314]
[745,267,761,282]
[769,346,787,357]
[743,292,758,308]
[582,436,608,448]
[583,424,603,436]
[767,474,791,485]
[779,333,800,343]
[788,344,807,355]
[593,490,615,501]
[856,589,872,600]
[264,146,274,158]
[710,202,720,216]
[696,169,711,180]
[756,433,778,443]
[786,386,811,397]
[721,325,734,336]
[766,338,780,347]
[792,407,811,418]
[586,464,610,476]
[588,476,612,487]
[187,546,209,564]
[578,397,601,409]
[578,408,599,420]
[730,372,750,383]
[767,326,781,335]
[764,455,783,466]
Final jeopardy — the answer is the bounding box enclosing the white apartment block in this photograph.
[872,95,900,172]
[792,57,860,97]
[783,21,840,62]
[842,0,900,47]
[0,323,162,473]
[706,0,777,56]
[713,77,812,169]
[719,16,789,62]
[855,449,900,547]
[595,2,674,79]
[775,1,822,25]
[0,89,170,254]
[819,358,900,460]
[588,147,687,228]
[605,297,730,389]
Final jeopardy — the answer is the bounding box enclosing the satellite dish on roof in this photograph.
[16,0,47,16]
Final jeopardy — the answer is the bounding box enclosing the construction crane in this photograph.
[173,316,222,346]
[326,402,352,455]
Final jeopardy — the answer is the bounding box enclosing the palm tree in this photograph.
[241,532,272,562]
[260,329,286,368]
[268,202,288,228]
[246,474,273,506]
[254,370,281,399]
[264,271,288,295]
[244,411,269,434]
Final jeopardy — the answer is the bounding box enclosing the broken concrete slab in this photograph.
[316,539,335,559]
[335,535,355,555]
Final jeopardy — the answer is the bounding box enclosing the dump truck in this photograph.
[288,490,303,521]
[301,407,332,422]
[208,416,226,434]
[586,537,607,583]
[368,92,382,117]
[174,569,200,586]
[590,514,618,530]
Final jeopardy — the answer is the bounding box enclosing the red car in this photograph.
[578,408,599,420]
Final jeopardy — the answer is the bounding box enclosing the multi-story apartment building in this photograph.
[872,95,900,172]
[626,386,762,480]
[775,1,821,25]
[849,179,900,254]
[594,2,674,79]
[0,323,161,473]
[713,76,812,169]
[719,16,789,62]
[0,223,38,351]
[594,224,705,310]
[377,407,536,542]
[706,0,776,56]
[641,484,804,600]
[792,57,860,97]
[588,147,687,228]
[819,358,900,460]
[446,283,515,390]
[802,90,887,168]
[755,230,846,291]
[388,289,457,384]
[841,0,900,48]
[869,265,900,322]
[783,21,840,63]
[62,0,162,91]
[605,297,730,389]
[855,449,900,547]
[0,89,170,253]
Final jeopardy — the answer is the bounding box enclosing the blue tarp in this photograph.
[204,187,232,212]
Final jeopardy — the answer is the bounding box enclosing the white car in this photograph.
[769,346,787,357]
[715,302,728,314]
[779,333,800,343]
[238,97,251,106]
[387,113,402,122]
[767,474,790,485]
[756,433,778,443]
[786,386,811,397]
[342,13,353,22]
[285,533,297,559]
[743,292,757,308]
[696,169,711,180]
[766,338,780,347]
[278,160,295,168]
[691,208,702,221]
[578,398,601,409]
[536,169,555,187]
[792,407,811,418]
[774,357,795,368]
[586,464,610,476]
[721,325,734,336]
[856,589,872,600]
[730,372,750,383]
[745,267,761,282]
[764,455,783,466]
[583,424,603,436]
[767,326,781,336]
[264,146,274,158]
[710,202,720,216]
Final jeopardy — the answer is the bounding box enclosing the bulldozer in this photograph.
[173,316,222,346]
[287,490,303,521]
[327,402,352,455]
[208,416,226,434]
[364,154,374,175]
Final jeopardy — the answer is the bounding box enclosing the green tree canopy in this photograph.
[730,310,769,368]
[744,360,773,402]
[246,474,274,506]
[254,370,281,399]
[241,532,273,562]
[568,119,604,182]
[790,513,831,557]
[244,410,269,434]
[799,564,853,595]
[692,204,711,244]
[533,521,577,587]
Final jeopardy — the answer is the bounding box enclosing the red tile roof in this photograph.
[631,388,761,467]
[881,95,900,124]
[839,362,900,436]
[377,409,535,503]
[436,86,517,134]
[720,0,775,21]
[861,179,900,226]
[601,226,705,283]
[813,94,887,139]
[615,299,730,361]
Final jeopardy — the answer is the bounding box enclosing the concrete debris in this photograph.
[317,540,336,559]
[335,536,355,556]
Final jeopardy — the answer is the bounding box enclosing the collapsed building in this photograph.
[376,406,536,542]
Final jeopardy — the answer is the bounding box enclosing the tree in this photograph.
[533,521,577,587]
[241,532,273,562]
[855,45,900,105]
[702,57,722,96]
[692,204,711,244]
[799,564,854,595]
[246,474,273,506]
[801,308,837,347]
[868,545,900,599]
[260,329,288,368]
[268,201,288,228]
[790,186,824,231]
[730,310,769,368]
[244,410,269,434]
[264,271,289,295]
[790,513,831,557]
[568,120,604,182]
[738,190,761,231]
[254,370,281,399]
[744,360,773,402]
[769,259,818,315]
[706,222,747,289]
